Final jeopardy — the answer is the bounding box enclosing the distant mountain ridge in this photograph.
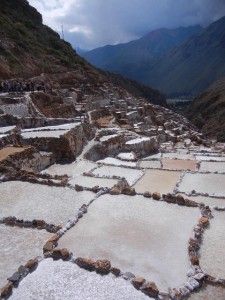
[83,17,225,97]
[83,25,202,71]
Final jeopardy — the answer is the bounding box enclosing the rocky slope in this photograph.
[0,0,166,107]
[186,77,225,141]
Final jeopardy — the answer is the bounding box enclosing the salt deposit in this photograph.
[0,181,93,225]
[10,258,148,300]
[162,159,197,171]
[69,175,117,188]
[139,160,161,169]
[0,224,52,287]
[58,194,199,290]
[97,157,137,167]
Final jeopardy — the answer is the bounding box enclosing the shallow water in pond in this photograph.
[178,173,225,197]
[162,159,196,171]
[162,153,195,160]
[58,194,199,290]
[133,169,181,194]
[10,258,149,300]
[0,181,93,225]
[200,211,225,279]
[0,224,51,288]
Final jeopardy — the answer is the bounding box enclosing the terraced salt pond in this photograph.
[162,159,196,171]
[42,160,97,177]
[177,194,225,207]
[139,160,161,169]
[178,173,225,196]
[58,194,199,290]
[10,259,149,300]
[199,161,225,173]
[0,181,93,224]
[200,211,225,279]
[69,175,118,188]
[133,169,181,194]
[92,165,143,186]
[0,224,52,287]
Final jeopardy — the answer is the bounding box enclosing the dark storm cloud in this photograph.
[28,0,225,49]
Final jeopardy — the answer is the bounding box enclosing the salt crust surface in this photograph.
[42,160,97,177]
[21,130,68,138]
[125,137,150,145]
[117,152,136,161]
[69,175,117,188]
[187,284,225,300]
[200,211,225,279]
[92,166,143,186]
[0,125,16,133]
[178,173,225,197]
[139,160,161,169]
[97,157,137,167]
[10,258,148,300]
[0,181,93,224]
[58,194,199,290]
[0,225,52,287]
[21,123,79,132]
[199,161,225,173]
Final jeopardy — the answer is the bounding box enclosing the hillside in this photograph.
[186,77,225,141]
[0,0,166,106]
[82,26,202,72]
[130,16,225,97]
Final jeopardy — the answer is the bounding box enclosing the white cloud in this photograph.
[28,0,225,50]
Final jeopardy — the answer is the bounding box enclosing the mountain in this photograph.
[0,0,166,106]
[82,26,202,72]
[139,16,225,96]
[186,77,225,141]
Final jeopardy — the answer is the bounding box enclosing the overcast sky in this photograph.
[28,0,225,50]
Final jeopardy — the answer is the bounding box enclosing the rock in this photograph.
[122,272,135,280]
[141,281,159,298]
[179,286,190,297]
[92,185,100,193]
[193,272,205,281]
[188,277,200,290]
[176,194,185,206]
[18,265,28,276]
[43,241,54,253]
[75,184,83,191]
[190,255,199,265]
[36,220,46,227]
[169,287,181,299]
[25,257,38,270]
[122,187,136,196]
[1,281,13,298]
[75,257,96,271]
[143,192,152,198]
[152,192,161,200]
[95,259,111,274]
[110,267,121,276]
[5,216,16,225]
[199,216,209,227]
[7,271,21,283]
[48,234,59,244]
[109,185,120,195]
[52,248,70,260]
[132,276,146,289]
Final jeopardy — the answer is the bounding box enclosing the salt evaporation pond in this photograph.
[42,160,97,177]
[178,173,225,196]
[143,153,161,160]
[92,166,143,186]
[0,125,16,133]
[22,130,68,138]
[0,181,93,224]
[162,159,196,171]
[199,161,225,173]
[187,284,225,299]
[58,194,199,290]
[0,224,52,287]
[139,160,161,169]
[134,169,181,194]
[97,157,137,167]
[196,155,225,162]
[162,153,195,160]
[69,175,118,188]
[200,211,225,279]
[10,258,148,300]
